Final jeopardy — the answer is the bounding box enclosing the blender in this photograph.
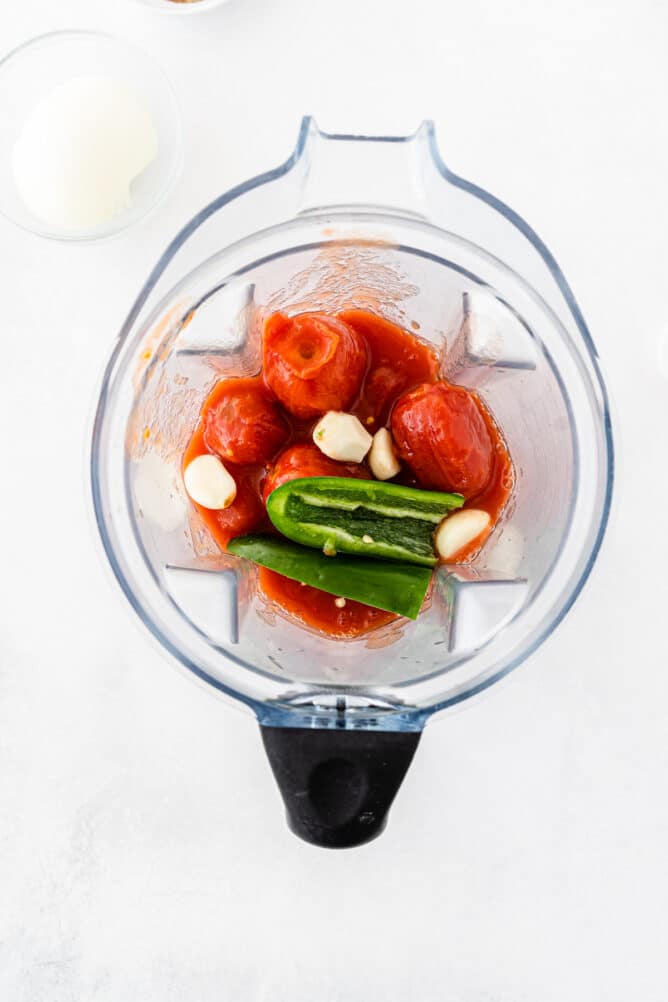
[90,119,614,848]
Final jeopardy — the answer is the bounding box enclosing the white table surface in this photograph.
[1,1,667,999]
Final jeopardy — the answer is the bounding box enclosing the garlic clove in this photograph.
[434,509,491,561]
[183,454,237,510]
[312,411,372,463]
[368,427,401,480]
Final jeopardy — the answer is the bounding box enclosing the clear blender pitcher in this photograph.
[91,119,614,848]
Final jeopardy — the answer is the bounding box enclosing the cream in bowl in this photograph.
[0,32,182,241]
[13,76,158,233]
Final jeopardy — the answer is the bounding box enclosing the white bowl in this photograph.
[0,31,182,241]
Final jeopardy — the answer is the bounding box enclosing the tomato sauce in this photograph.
[340,308,438,429]
[183,309,514,637]
[259,568,397,639]
[462,395,514,554]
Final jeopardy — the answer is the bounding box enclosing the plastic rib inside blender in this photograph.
[124,235,575,693]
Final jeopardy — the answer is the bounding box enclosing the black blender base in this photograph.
[261,725,421,849]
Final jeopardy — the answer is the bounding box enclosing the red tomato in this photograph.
[391,381,494,497]
[262,442,369,502]
[263,312,367,419]
[202,376,289,465]
[208,472,266,547]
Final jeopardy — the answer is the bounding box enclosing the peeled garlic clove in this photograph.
[434,509,491,560]
[312,411,372,463]
[368,427,401,480]
[183,454,237,510]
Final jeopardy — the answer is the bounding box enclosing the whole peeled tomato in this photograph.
[262,442,369,502]
[210,472,266,547]
[263,312,367,420]
[202,376,290,465]
[391,381,494,497]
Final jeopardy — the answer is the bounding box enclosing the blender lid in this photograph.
[90,118,614,846]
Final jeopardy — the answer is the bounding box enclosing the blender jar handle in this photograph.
[118,118,432,342]
[294,119,434,217]
[261,724,421,849]
[118,116,595,365]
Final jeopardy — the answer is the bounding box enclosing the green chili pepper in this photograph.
[227,535,432,619]
[266,477,464,566]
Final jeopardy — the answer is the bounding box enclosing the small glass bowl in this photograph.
[0,31,182,241]
[132,0,232,12]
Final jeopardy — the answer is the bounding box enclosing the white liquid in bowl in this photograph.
[12,75,158,232]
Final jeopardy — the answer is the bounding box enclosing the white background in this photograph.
[1,1,667,1000]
